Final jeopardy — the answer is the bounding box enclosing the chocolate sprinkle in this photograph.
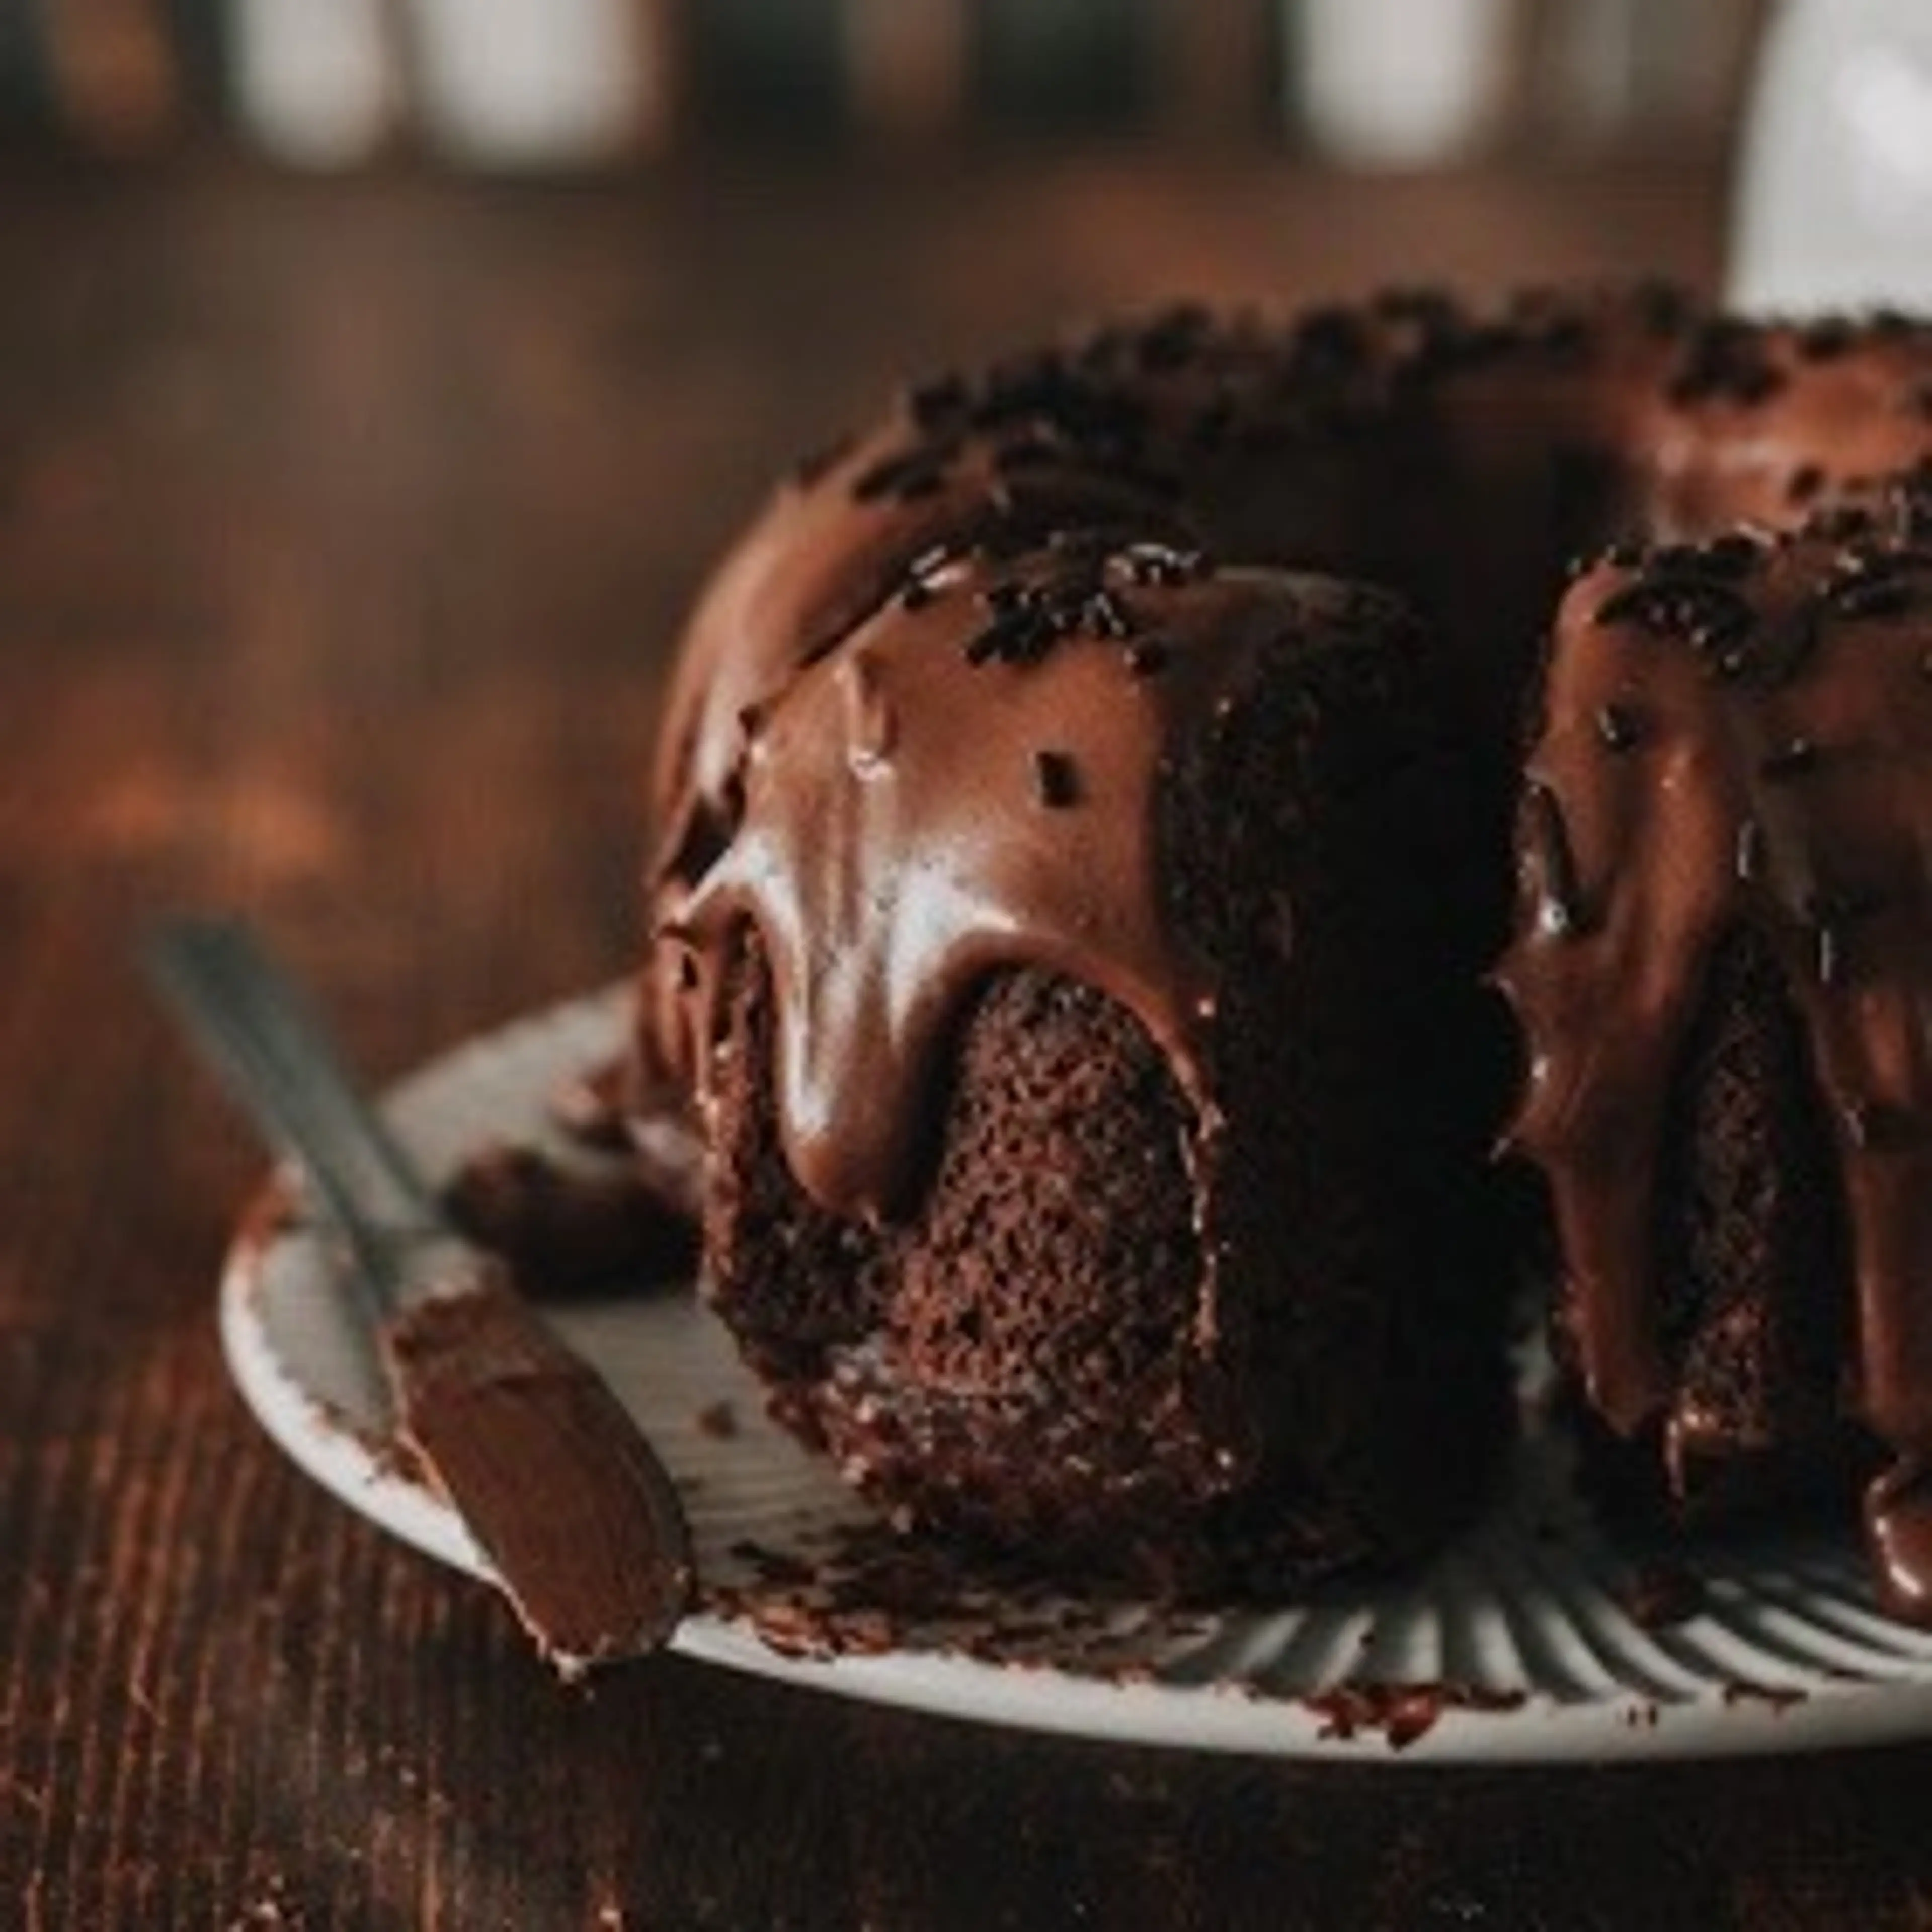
[1594,573,1755,667]
[854,443,956,504]
[950,547,1177,665]
[1087,588,1136,639]
[1701,532,1765,577]
[1621,1559,1707,1629]
[1798,316,1855,361]
[1667,318,1786,408]
[1032,749,1079,808]
[1830,574,1915,621]
[963,615,1022,666]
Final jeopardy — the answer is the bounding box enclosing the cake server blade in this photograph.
[144,915,695,1674]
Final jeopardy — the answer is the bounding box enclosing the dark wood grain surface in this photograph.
[7,149,1932,1931]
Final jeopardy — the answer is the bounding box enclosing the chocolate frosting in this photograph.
[385,1261,693,1671]
[1494,476,1932,1616]
[666,543,1375,1222]
[641,286,1932,1612]
[651,292,1932,920]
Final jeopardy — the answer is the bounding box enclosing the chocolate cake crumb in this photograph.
[1619,1558,1706,1628]
[1302,1682,1528,1751]
[699,1511,1537,1745]
[695,1400,739,1440]
[1721,1680,1806,1712]
[654,289,1932,1643]
[443,1143,697,1294]
[547,1056,636,1154]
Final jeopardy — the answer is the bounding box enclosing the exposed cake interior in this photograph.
[622,288,1932,1615]
[1497,478,1932,1618]
[672,547,1507,1584]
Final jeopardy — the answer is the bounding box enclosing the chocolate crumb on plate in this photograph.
[1619,1558,1707,1629]
[444,1142,697,1296]
[1302,1683,1530,1753]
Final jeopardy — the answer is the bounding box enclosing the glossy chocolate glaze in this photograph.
[641,295,1932,1090]
[1495,474,1932,1620]
[652,293,1932,915]
[384,1263,693,1670]
[666,543,1387,1223]
[639,287,1932,1607]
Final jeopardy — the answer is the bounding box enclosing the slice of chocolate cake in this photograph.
[1496,476,1932,1621]
[662,539,1510,1589]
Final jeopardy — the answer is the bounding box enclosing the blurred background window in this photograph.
[6,0,1932,307]
[0,0,1767,164]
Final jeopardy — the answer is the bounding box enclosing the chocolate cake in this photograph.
[627,286,1932,1608]
[664,544,1506,1585]
[1496,472,1932,1622]
[648,287,1932,976]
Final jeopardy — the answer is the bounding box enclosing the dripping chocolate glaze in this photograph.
[668,549,1372,1223]
[650,293,1932,913]
[638,294,1932,1102]
[637,290,1932,1593]
[1493,501,1932,1620]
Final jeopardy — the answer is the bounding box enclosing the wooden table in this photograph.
[7,148,1932,1930]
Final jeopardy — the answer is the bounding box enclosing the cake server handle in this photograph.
[143,915,695,1672]
[144,918,455,1317]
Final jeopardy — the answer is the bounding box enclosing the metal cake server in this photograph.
[145,915,694,1675]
